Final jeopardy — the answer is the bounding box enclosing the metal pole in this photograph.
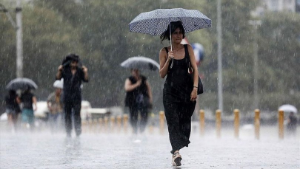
[16,0,23,78]
[249,20,261,109]
[253,24,259,109]
[217,0,223,112]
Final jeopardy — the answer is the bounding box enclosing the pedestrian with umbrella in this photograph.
[279,104,298,136]
[6,78,38,130]
[121,56,156,137]
[129,8,211,166]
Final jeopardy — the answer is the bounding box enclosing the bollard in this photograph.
[159,111,165,135]
[117,116,122,133]
[149,113,155,134]
[104,117,108,133]
[216,110,221,138]
[98,118,103,133]
[82,120,87,133]
[92,119,98,133]
[110,116,115,132]
[123,114,128,134]
[254,109,260,140]
[234,109,240,139]
[199,110,205,136]
[88,119,93,133]
[278,110,284,140]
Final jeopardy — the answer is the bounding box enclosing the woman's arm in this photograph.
[188,45,199,87]
[159,48,173,78]
[124,78,141,92]
[188,45,198,101]
[56,65,63,80]
[146,81,153,104]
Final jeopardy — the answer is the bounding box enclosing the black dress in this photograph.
[163,44,196,154]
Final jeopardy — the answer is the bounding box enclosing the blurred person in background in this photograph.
[47,87,64,133]
[18,88,37,130]
[4,90,21,131]
[56,54,89,137]
[124,69,152,136]
[287,112,298,136]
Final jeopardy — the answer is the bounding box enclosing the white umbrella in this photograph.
[278,104,297,113]
[120,56,160,71]
[53,79,63,89]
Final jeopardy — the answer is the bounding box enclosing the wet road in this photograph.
[0,126,299,169]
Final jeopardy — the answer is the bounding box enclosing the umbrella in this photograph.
[6,78,38,90]
[120,56,160,71]
[279,104,297,113]
[129,8,211,68]
[53,79,63,89]
[129,8,211,50]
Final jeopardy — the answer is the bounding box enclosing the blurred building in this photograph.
[252,0,300,17]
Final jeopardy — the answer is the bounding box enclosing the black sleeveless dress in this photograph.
[163,44,196,154]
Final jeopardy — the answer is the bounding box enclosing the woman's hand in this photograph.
[168,51,174,61]
[190,87,197,101]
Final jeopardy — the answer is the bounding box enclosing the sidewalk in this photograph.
[0,127,299,169]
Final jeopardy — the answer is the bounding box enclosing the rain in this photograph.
[0,0,299,168]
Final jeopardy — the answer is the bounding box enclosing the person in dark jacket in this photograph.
[124,69,152,135]
[5,90,21,130]
[56,54,89,137]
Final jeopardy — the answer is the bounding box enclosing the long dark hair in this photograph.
[160,21,185,43]
[8,90,17,98]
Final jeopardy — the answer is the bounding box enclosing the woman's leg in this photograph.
[139,106,149,133]
[164,101,190,154]
[178,102,196,142]
[129,106,138,134]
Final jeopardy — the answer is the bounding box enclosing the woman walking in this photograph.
[159,21,198,166]
[124,69,152,135]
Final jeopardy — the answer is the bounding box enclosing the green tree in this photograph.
[0,3,83,106]
[257,12,300,109]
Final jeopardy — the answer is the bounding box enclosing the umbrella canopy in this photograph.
[6,78,38,90]
[120,56,160,71]
[129,8,211,36]
[279,104,297,113]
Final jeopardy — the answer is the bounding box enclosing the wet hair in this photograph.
[67,53,79,62]
[160,21,185,42]
[9,90,16,96]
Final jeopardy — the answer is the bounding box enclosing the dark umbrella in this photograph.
[120,56,160,71]
[6,78,38,90]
